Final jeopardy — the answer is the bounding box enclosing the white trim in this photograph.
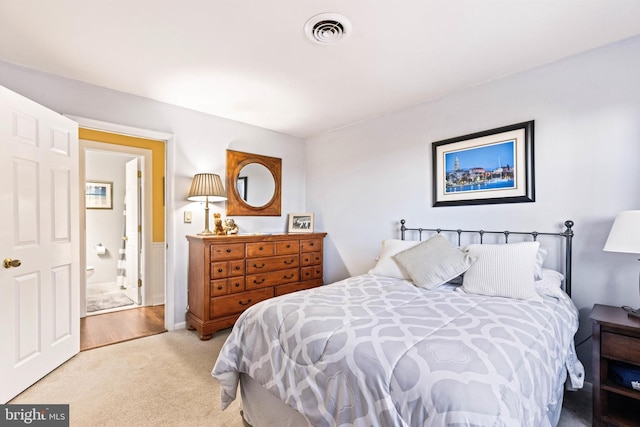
[69,115,176,332]
[65,115,173,141]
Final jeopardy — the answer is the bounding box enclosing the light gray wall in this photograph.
[0,61,307,329]
[305,35,640,381]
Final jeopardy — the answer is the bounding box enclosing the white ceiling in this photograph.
[1,1,640,138]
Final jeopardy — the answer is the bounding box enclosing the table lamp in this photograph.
[603,210,640,311]
[187,173,227,235]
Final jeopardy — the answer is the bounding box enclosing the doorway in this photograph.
[79,127,168,347]
[84,149,145,315]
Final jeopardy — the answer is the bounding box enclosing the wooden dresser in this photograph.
[186,232,327,340]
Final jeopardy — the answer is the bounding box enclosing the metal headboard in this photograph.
[400,219,575,297]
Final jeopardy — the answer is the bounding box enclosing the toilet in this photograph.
[86,266,95,280]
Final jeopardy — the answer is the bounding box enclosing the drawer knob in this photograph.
[259,246,264,250]
[235,266,241,270]
[234,283,241,288]
[217,285,223,290]
[284,259,294,265]
[253,278,265,284]
[286,244,291,248]
[284,274,294,279]
[253,263,265,269]
[218,268,223,273]
[239,299,252,306]
[226,248,231,253]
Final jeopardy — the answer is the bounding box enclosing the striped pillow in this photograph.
[460,241,542,302]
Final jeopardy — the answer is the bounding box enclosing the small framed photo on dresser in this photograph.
[288,213,314,233]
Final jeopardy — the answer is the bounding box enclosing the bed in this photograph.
[212,219,584,427]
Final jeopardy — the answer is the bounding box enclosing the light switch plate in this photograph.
[184,211,192,223]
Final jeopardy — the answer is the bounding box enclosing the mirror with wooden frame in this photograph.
[226,149,282,216]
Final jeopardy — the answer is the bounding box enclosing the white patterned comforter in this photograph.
[212,274,583,427]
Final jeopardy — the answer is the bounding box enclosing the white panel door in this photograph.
[124,158,141,304]
[0,85,80,403]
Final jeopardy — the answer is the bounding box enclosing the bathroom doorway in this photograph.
[75,121,170,344]
[84,148,147,315]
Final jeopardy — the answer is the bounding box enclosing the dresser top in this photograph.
[186,232,327,243]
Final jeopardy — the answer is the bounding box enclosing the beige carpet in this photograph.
[10,329,242,426]
[10,328,591,426]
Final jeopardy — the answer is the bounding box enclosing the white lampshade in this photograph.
[603,210,640,254]
[187,173,227,202]
[187,173,227,235]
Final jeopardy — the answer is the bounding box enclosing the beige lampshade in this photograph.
[603,210,640,254]
[187,173,227,202]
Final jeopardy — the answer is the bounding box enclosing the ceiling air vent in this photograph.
[304,13,352,45]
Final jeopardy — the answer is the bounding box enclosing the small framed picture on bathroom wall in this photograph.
[85,181,113,209]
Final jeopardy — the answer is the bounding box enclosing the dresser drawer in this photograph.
[210,277,245,296]
[602,331,640,365]
[276,240,299,255]
[211,279,229,296]
[301,251,322,266]
[275,281,320,296]
[246,268,299,290]
[301,265,323,281]
[211,260,245,278]
[211,243,245,260]
[246,255,299,274]
[246,242,275,258]
[301,238,321,253]
[210,288,274,318]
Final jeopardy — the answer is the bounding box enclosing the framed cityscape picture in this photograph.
[432,121,535,207]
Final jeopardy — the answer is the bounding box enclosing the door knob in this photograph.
[3,258,22,269]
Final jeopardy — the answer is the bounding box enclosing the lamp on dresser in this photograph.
[603,210,640,312]
[187,173,227,235]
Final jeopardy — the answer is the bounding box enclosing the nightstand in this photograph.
[591,304,640,426]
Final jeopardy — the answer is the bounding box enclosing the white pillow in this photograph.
[368,239,420,279]
[460,241,542,302]
[540,268,564,285]
[392,234,474,290]
[535,269,566,298]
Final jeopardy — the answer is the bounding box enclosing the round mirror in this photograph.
[236,163,275,207]
[226,150,282,216]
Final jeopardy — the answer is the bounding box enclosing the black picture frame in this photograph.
[432,121,535,207]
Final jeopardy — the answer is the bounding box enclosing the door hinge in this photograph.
[138,278,142,288]
[138,225,142,233]
[138,170,142,178]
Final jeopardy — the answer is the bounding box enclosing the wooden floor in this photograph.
[80,305,166,351]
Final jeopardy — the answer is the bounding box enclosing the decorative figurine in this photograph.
[213,212,226,235]
[224,218,239,235]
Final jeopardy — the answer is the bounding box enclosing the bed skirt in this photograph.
[240,373,311,427]
[239,372,566,427]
